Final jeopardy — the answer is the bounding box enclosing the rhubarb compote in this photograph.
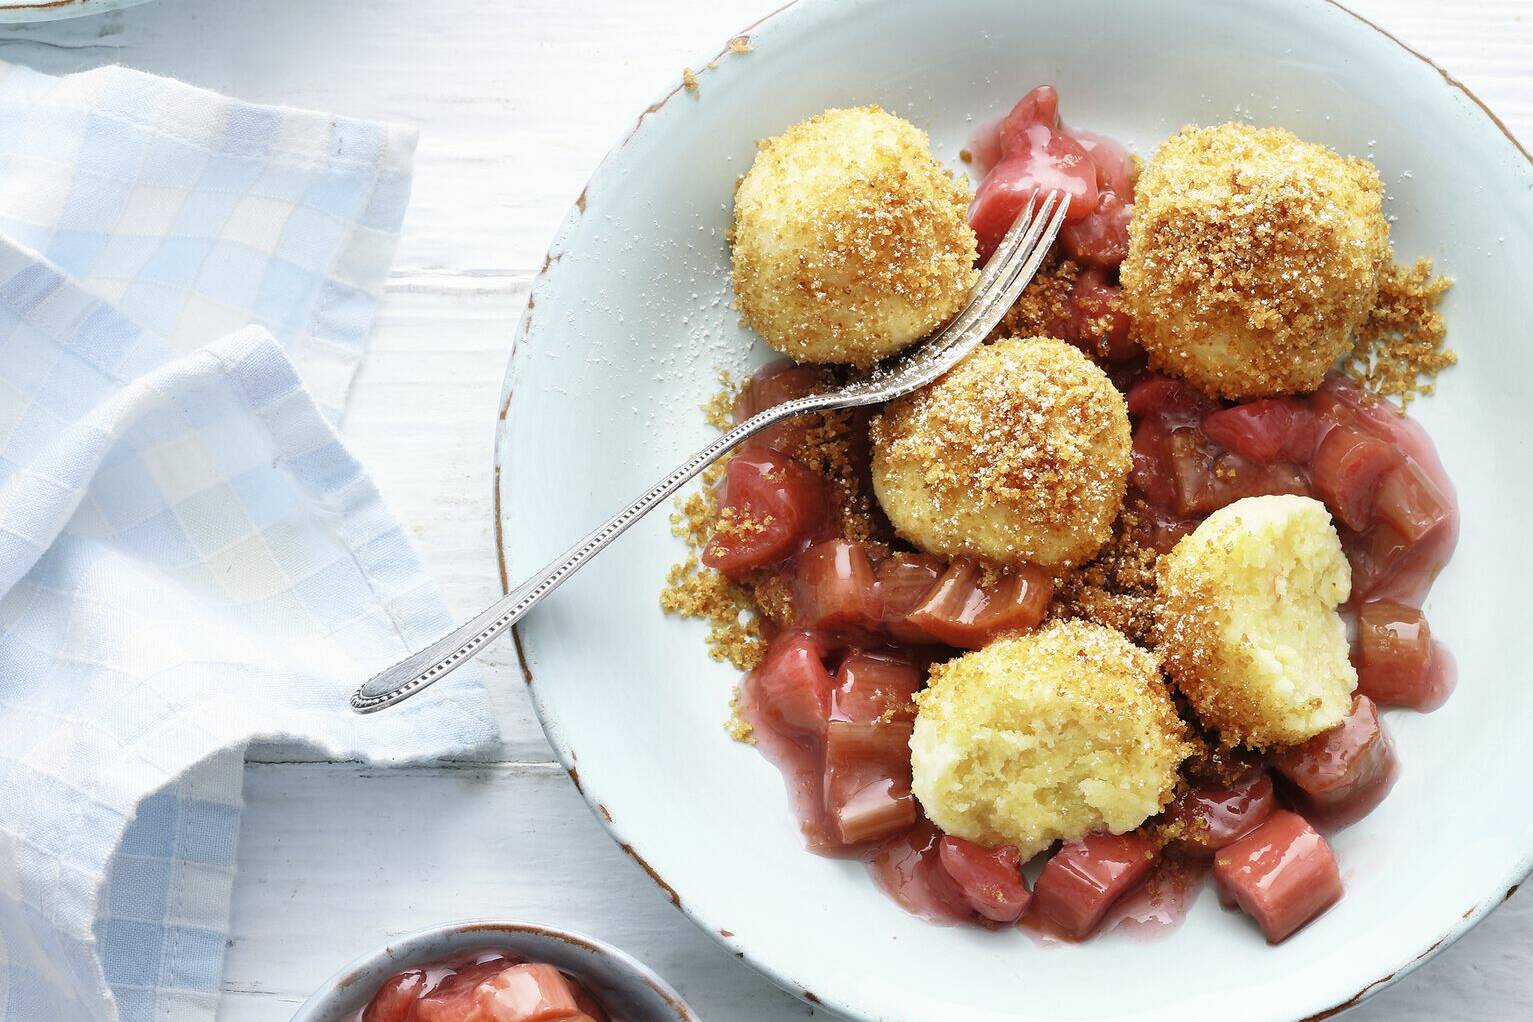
[660,82,1459,950]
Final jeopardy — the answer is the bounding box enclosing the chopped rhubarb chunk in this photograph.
[938,837,1031,922]
[824,766,917,845]
[825,719,914,765]
[411,959,523,1022]
[1125,373,1219,421]
[1311,425,1401,531]
[1373,459,1452,543]
[1137,502,1201,554]
[734,361,827,420]
[1033,831,1156,939]
[1165,429,1219,514]
[1058,190,1131,269]
[792,539,880,632]
[874,552,945,643]
[970,86,1099,260]
[1168,435,1308,515]
[747,632,833,740]
[1271,695,1397,823]
[1345,521,1411,603]
[906,558,1052,649]
[570,982,610,1022]
[824,699,917,845]
[1355,602,1435,708]
[363,969,428,1022]
[1166,771,1277,859]
[733,361,827,456]
[379,957,601,1022]
[472,963,581,1022]
[831,652,922,724]
[1054,267,1137,362]
[702,450,830,577]
[1200,399,1326,465]
[996,83,1062,151]
[824,654,919,845]
[1070,126,1135,199]
[868,821,973,924]
[1129,419,1177,509]
[1214,811,1341,943]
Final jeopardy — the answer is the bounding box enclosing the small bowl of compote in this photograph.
[291,921,697,1022]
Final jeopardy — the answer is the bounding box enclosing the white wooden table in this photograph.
[4,1,1529,1018]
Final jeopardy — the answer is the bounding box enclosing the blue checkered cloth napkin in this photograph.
[0,62,499,1021]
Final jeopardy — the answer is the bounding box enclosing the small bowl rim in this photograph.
[289,918,700,1022]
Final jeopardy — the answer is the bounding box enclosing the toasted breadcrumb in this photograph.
[748,571,796,628]
[659,555,764,670]
[661,484,765,671]
[990,255,1077,338]
[728,36,753,54]
[1345,258,1455,407]
[702,371,740,430]
[1051,500,1163,644]
[660,468,768,673]
[795,408,885,542]
[726,690,756,743]
[669,489,713,539]
[713,505,771,540]
[682,67,700,94]
[661,374,890,695]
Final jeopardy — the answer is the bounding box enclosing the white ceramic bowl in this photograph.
[290,921,697,1022]
[495,1,1533,1019]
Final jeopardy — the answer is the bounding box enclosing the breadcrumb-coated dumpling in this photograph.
[1120,123,1391,398]
[1156,494,1357,748]
[731,106,979,367]
[910,619,1189,859]
[869,336,1131,569]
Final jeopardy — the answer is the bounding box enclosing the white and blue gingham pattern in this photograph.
[0,63,498,1022]
[0,60,416,421]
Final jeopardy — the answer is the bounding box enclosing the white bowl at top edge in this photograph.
[0,0,153,23]
[495,1,1533,1019]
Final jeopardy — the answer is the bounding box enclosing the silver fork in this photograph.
[351,189,1069,713]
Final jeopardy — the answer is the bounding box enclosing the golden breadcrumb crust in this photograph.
[869,336,1131,568]
[731,106,979,367]
[1155,495,1357,748]
[910,619,1190,858]
[1121,123,1391,398]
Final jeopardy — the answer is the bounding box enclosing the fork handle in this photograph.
[351,393,833,712]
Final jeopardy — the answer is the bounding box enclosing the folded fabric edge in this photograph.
[64,743,248,1022]
[0,59,422,421]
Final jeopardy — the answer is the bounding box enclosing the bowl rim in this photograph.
[492,1,1533,1019]
[290,918,699,1022]
[0,0,153,23]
